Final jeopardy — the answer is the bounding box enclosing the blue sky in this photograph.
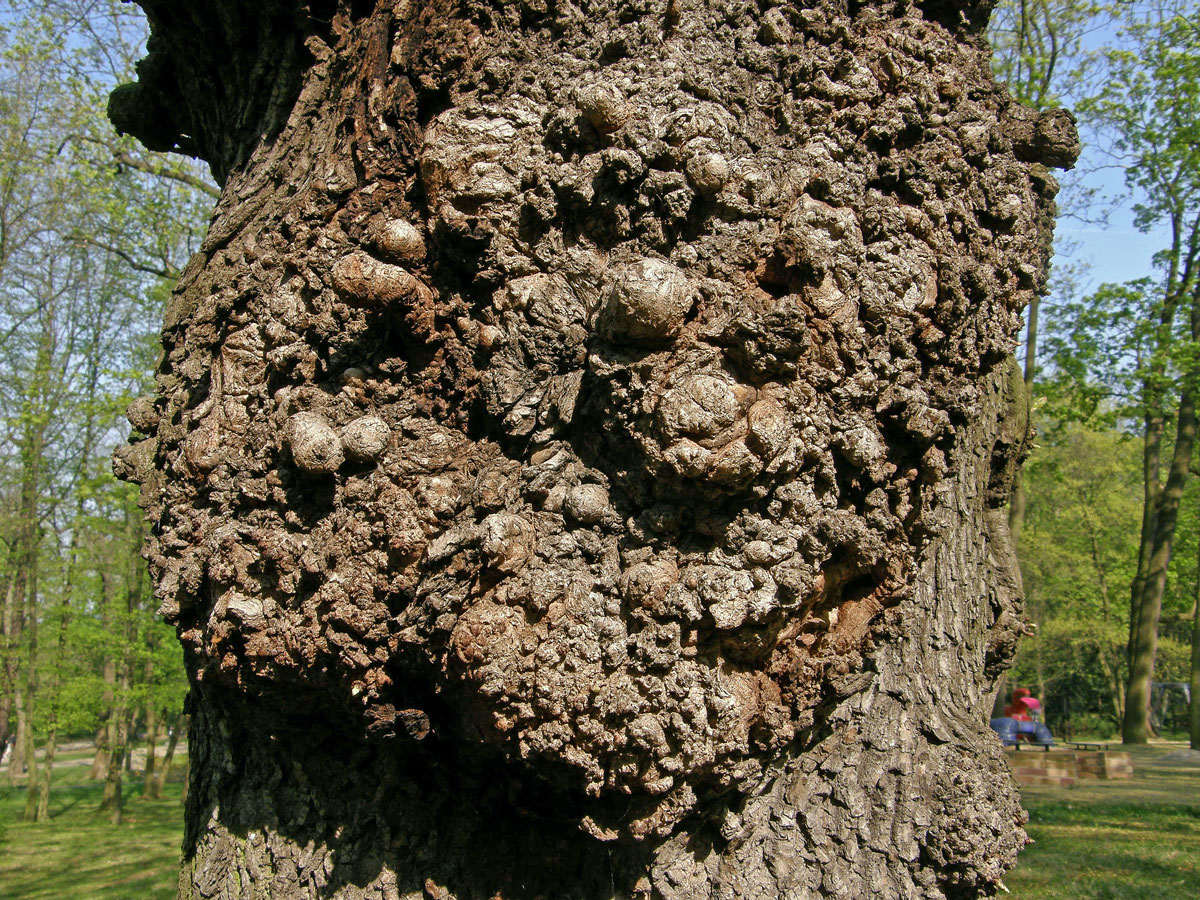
[1051,135,1175,293]
[1054,199,1169,292]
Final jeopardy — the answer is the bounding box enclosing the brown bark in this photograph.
[112,1,1076,897]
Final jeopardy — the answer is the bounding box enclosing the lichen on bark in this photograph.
[112,2,1077,897]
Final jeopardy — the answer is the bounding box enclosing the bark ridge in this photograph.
[111,2,1077,897]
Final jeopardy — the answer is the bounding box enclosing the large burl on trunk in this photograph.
[111,1,1077,897]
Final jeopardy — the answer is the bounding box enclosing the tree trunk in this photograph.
[91,571,118,782]
[111,2,1077,897]
[1088,523,1125,726]
[6,685,27,788]
[34,601,73,822]
[1190,575,1200,750]
[37,728,58,822]
[1124,288,1200,744]
[1124,401,1192,743]
[19,584,39,821]
[1125,220,1190,732]
[1007,291,1037,547]
[150,712,186,800]
[100,659,132,824]
[143,701,161,797]
[92,706,115,782]
[0,578,17,756]
[91,628,117,780]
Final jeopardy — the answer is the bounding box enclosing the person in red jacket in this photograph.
[1004,687,1034,721]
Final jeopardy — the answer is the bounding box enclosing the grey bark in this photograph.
[111,1,1076,897]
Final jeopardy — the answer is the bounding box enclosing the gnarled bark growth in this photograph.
[111,1,1077,897]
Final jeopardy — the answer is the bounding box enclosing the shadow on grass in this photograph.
[1007,743,1200,900]
[0,780,184,900]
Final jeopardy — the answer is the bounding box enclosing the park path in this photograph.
[0,740,188,776]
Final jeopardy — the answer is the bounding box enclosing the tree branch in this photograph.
[111,150,220,199]
[69,233,179,280]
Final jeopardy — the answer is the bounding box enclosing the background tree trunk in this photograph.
[91,574,117,781]
[1123,282,1200,743]
[1190,583,1200,750]
[99,658,131,825]
[149,711,185,800]
[112,1,1077,897]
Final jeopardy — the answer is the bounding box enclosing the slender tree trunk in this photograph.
[0,578,17,754]
[1127,192,1193,737]
[34,596,73,821]
[1007,293,1038,546]
[1128,291,1180,672]
[1125,290,1200,744]
[1189,535,1200,750]
[6,685,26,787]
[20,575,39,821]
[1125,394,1197,742]
[20,688,38,816]
[101,506,148,822]
[1130,416,1164,666]
[100,659,131,825]
[1190,582,1200,749]
[149,711,185,800]
[112,2,1077,896]
[123,704,138,773]
[91,572,116,781]
[37,728,58,822]
[91,656,116,780]
[143,702,160,795]
[1088,522,1125,725]
[4,439,43,796]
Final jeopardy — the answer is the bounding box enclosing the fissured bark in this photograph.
[112,2,1077,897]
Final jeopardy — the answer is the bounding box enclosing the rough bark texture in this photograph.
[111,1,1077,897]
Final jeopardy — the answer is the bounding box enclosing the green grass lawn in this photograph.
[1,752,186,900]
[3,742,1198,898]
[1005,742,1200,899]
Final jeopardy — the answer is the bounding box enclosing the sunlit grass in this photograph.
[1006,743,1200,899]
[3,743,1199,898]
[1,752,185,900]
